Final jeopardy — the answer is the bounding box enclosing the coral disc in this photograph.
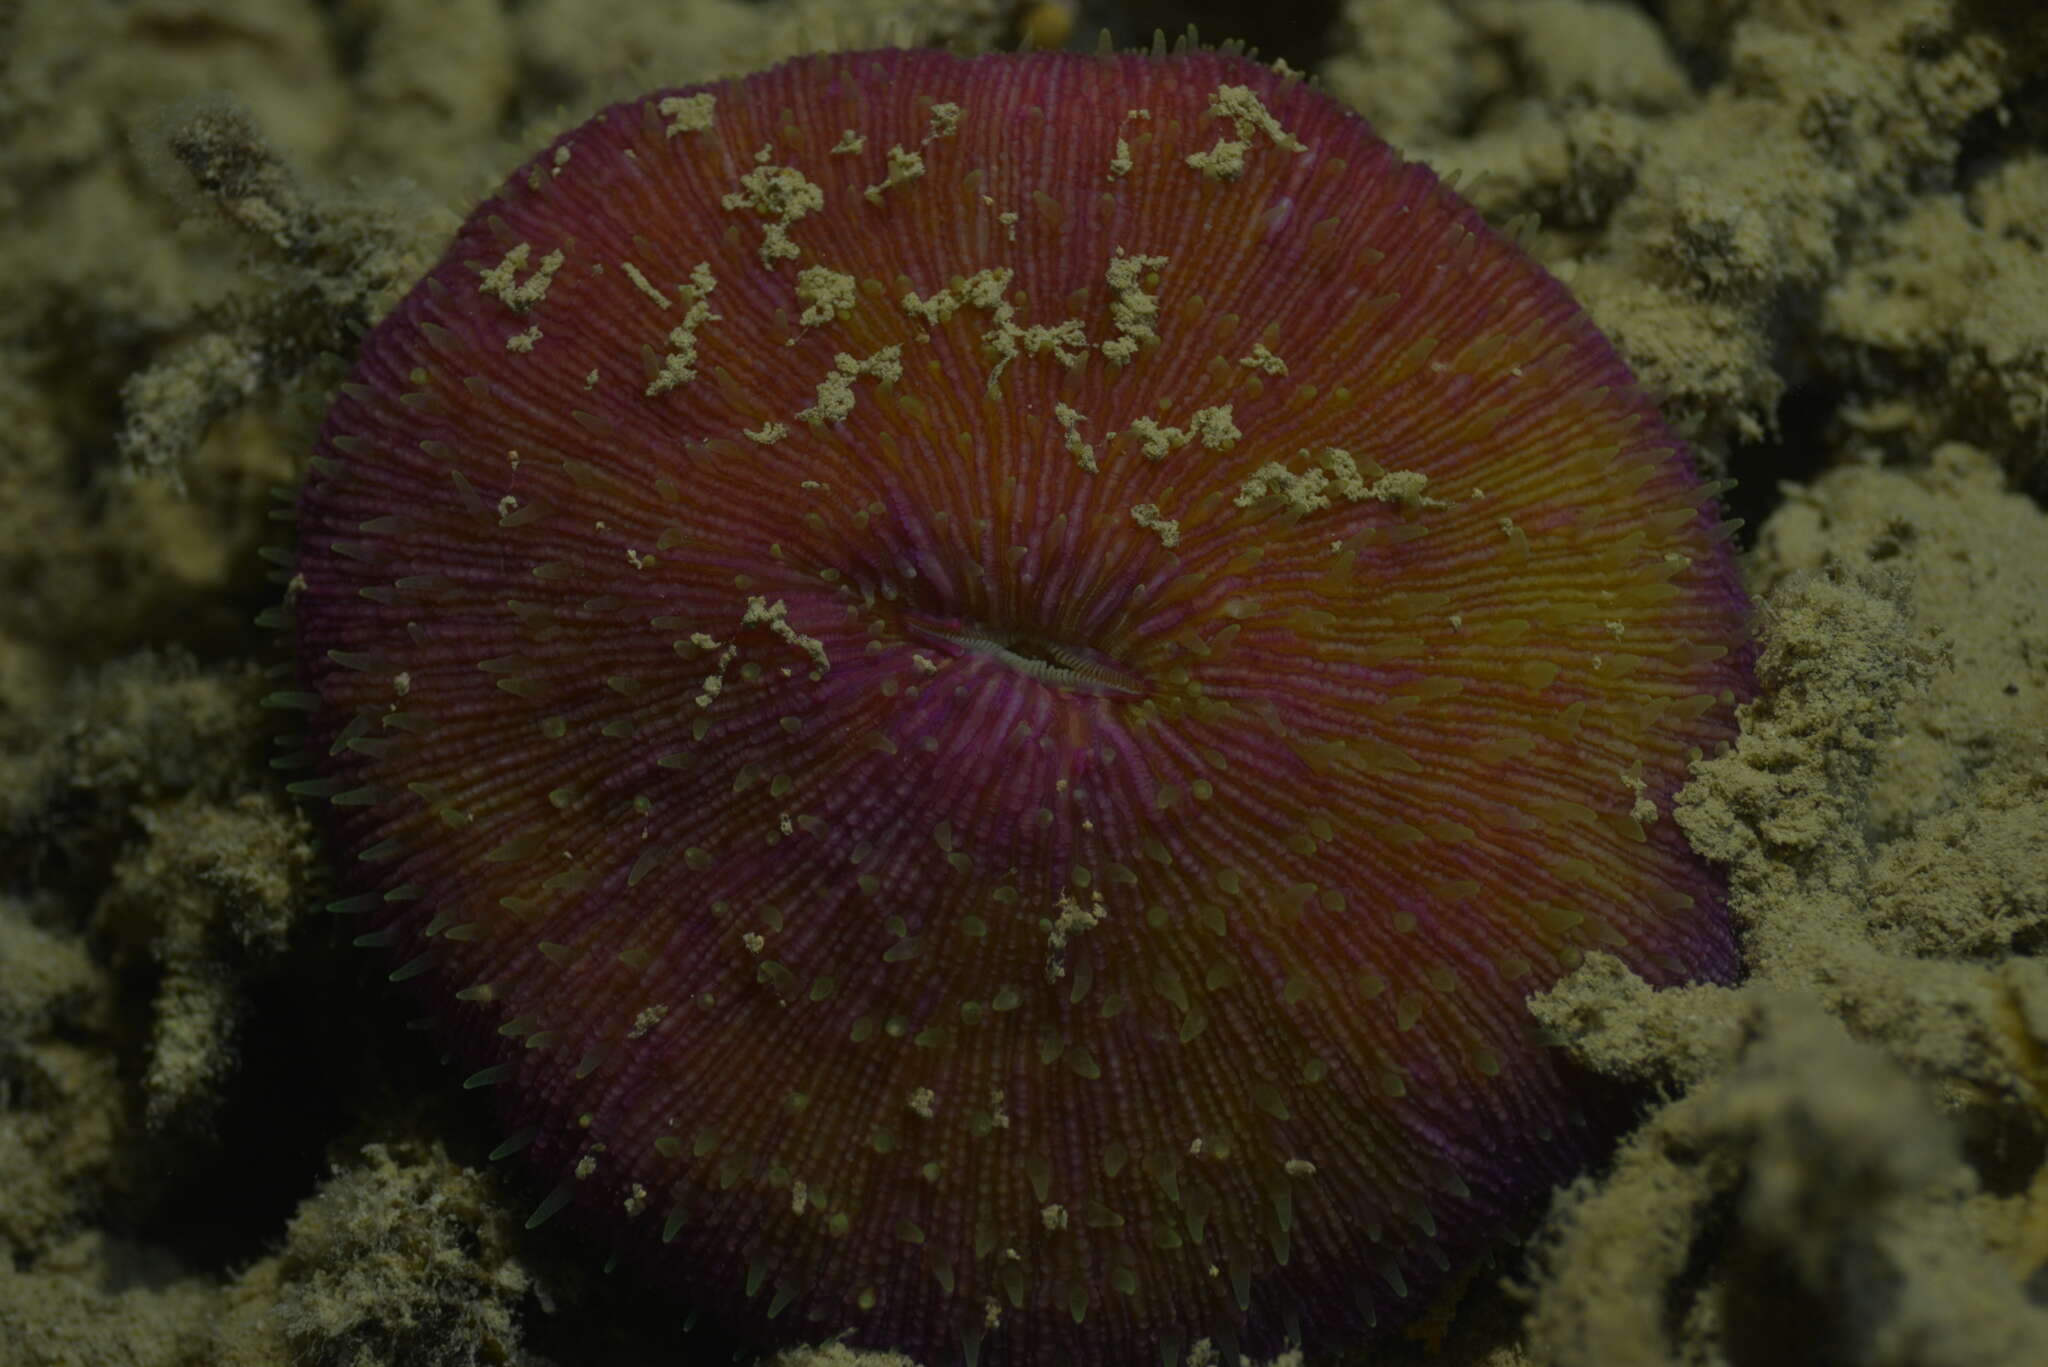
[292,46,1753,1367]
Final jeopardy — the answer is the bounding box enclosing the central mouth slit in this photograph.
[910,619,1147,698]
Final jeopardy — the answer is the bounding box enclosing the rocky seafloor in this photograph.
[2,2,2046,1364]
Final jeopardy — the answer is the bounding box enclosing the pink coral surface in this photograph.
[292,47,1751,1367]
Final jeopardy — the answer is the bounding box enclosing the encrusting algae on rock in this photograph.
[285,41,1753,1367]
